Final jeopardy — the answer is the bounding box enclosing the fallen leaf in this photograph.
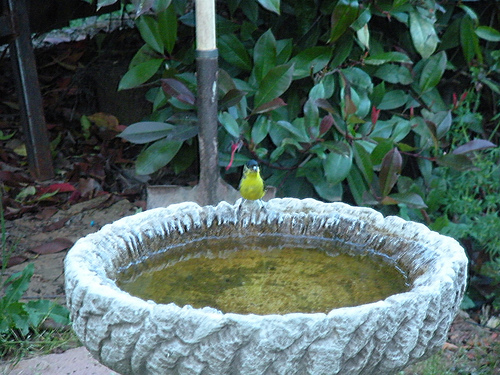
[2,254,29,268]
[78,177,103,199]
[87,112,121,131]
[29,238,74,254]
[442,342,458,351]
[35,207,58,220]
[38,183,76,195]
[0,170,32,186]
[13,144,27,156]
[87,193,121,210]
[43,218,69,232]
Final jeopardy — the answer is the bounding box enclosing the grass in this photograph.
[0,328,80,366]
[1,186,78,369]
[402,341,500,375]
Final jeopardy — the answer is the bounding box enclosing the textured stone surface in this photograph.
[65,198,468,375]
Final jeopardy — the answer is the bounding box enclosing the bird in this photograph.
[239,159,265,200]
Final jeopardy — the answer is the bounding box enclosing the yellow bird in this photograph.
[239,160,265,200]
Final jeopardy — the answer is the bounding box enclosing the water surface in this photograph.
[117,236,409,314]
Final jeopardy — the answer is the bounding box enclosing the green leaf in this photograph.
[356,24,370,50]
[289,47,332,79]
[157,5,177,54]
[374,64,413,85]
[43,302,70,325]
[0,130,15,141]
[353,141,374,184]
[2,264,34,307]
[418,51,447,93]
[330,34,353,68]
[461,17,482,64]
[153,0,172,13]
[252,116,271,144]
[304,98,320,137]
[95,0,118,10]
[219,112,241,138]
[218,34,252,71]
[409,9,439,59]
[309,83,327,101]
[364,51,411,66]
[313,178,343,202]
[397,192,428,209]
[351,8,372,31]
[25,299,52,328]
[118,58,163,90]
[129,44,157,69]
[370,139,394,166]
[439,18,461,51]
[253,30,277,83]
[119,122,175,144]
[323,145,353,185]
[475,26,500,42]
[276,39,293,65]
[254,64,294,109]
[220,89,246,109]
[392,119,412,142]
[435,110,452,139]
[379,147,402,197]
[257,0,280,14]
[5,303,30,335]
[136,139,183,175]
[386,192,427,208]
[165,125,198,142]
[275,120,309,142]
[377,90,408,110]
[346,165,368,205]
[136,15,164,54]
[436,154,475,171]
[329,0,360,43]
[241,1,258,23]
[270,145,286,161]
[458,4,479,26]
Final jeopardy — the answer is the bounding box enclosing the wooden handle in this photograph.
[195,0,216,50]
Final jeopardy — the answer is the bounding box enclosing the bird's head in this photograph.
[245,159,260,173]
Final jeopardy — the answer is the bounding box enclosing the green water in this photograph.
[117,238,409,315]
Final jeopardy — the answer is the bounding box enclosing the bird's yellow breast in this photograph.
[239,171,265,200]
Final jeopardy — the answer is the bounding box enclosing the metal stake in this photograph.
[6,0,54,180]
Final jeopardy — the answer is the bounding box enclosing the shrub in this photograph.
[87,0,500,307]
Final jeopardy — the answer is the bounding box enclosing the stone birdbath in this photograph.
[64,198,467,375]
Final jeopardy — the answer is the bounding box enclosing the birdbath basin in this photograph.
[64,198,467,375]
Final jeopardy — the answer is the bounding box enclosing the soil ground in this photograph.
[2,195,138,303]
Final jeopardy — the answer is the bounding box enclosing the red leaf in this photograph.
[452,139,496,155]
[38,183,76,195]
[161,78,196,105]
[2,254,29,268]
[252,98,287,114]
[379,148,402,197]
[30,238,74,255]
[43,218,69,232]
[320,114,334,135]
[371,106,381,125]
